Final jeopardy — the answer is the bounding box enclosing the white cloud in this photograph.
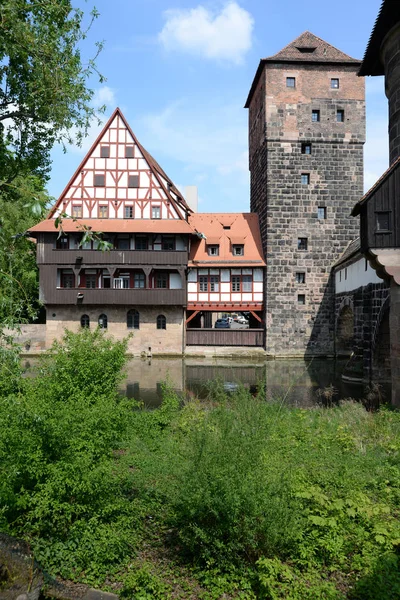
[92,86,116,109]
[158,2,254,65]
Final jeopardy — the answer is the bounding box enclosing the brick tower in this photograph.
[245,32,365,356]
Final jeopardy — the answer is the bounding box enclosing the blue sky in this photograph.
[49,0,388,213]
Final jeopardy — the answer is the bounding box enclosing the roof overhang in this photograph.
[28,218,195,236]
[359,0,400,76]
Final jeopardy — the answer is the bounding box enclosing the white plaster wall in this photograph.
[335,257,382,293]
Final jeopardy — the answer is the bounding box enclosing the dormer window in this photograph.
[233,244,244,256]
[207,245,219,256]
[100,146,110,158]
[297,47,316,53]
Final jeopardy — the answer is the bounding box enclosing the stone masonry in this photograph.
[247,33,365,356]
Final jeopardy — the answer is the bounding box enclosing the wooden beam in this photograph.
[250,310,263,323]
[185,310,200,325]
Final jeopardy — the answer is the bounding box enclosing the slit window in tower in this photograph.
[337,109,345,122]
[297,294,306,305]
[301,143,312,154]
[301,173,310,185]
[298,237,308,251]
[296,272,306,284]
[312,109,320,122]
[331,78,340,89]
[286,77,296,88]
[318,207,327,220]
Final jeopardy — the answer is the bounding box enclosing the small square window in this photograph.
[301,142,312,155]
[331,78,340,89]
[298,237,308,251]
[286,77,296,88]
[124,205,134,219]
[318,207,327,220]
[125,146,134,158]
[298,294,306,305]
[312,110,320,122]
[296,272,306,284]
[233,245,244,256]
[336,109,345,122]
[376,212,391,231]
[128,175,139,188]
[94,174,105,187]
[152,206,161,219]
[72,205,82,218]
[99,205,108,218]
[301,173,310,185]
[100,146,110,158]
[207,245,219,256]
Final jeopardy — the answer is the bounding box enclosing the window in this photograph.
[199,275,208,292]
[318,206,327,220]
[301,173,310,185]
[72,205,82,218]
[155,272,168,289]
[311,109,320,122]
[85,274,97,288]
[365,258,368,271]
[125,146,134,158]
[81,314,90,328]
[232,275,241,292]
[56,236,69,250]
[102,272,111,288]
[301,142,312,155]
[98,314,108,329]
[286,77,296,88]
[298,294,306,305]
[376,212,391,231]
[157,314,166,330]
[116,236,130,250]
[127,309,139,330]
[128,175,139,188]
[60,270,74,288]
[152,205,161,219]
[210,275,220,292]
[134,272,145,288]
[336,109,344,122]
[115,274,130,289]
[298,237,308,250]
[99,205,108,218]
[296,272,306,284]
[297,46,316,53]
[207,245,219,256]
[162,237,175,251]
[100,146,110,158]
[242,275,252,292]
[345,268,348,280]
[124,205,134,219]
[331,78,340,89]
[135,236,148,250]
[94,174,105,187]
[233,245,244,256]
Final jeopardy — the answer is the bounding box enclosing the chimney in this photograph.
[185,186,198,212]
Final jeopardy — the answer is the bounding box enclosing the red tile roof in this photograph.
[188,213,265,267]
[28,218,194,235]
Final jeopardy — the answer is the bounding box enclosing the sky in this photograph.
[48,0,388,213]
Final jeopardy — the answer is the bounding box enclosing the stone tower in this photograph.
[245,32,365,356]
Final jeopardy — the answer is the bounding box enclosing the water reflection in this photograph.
[121,357,391,408]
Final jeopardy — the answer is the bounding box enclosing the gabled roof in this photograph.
[188,213,266,268]
[48,107,190,219]
[333,238,361,268]
[359,0,400,76]
[245,32,361,108]
[352,156,400,216]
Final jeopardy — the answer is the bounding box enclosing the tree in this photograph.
[0,0,105,186]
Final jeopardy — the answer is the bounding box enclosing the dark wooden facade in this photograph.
[353,160,400,252]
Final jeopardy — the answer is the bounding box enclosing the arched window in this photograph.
[156,314,166,330]
[98,313,108,329]
[127,309,139,329]
[80,314,90,328]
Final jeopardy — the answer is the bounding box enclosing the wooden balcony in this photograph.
[186,328,265,347]
[37,247,188,267]
[40,286,186,306]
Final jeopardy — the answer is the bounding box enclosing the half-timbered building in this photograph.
[28,108,194,354]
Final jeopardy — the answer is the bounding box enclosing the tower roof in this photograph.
[245,32,361,108]
[359,0,400,76]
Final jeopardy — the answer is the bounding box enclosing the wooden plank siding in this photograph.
[363,165,400,250]
[37,246,189,267]
[186,328,265,347]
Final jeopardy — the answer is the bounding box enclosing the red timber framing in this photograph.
[48,108,192,223]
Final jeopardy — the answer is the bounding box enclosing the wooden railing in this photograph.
[186,328,265,347]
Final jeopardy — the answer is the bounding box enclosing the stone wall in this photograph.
[46,305,185,355]
[249,61,365,356]
[4,324,46,354]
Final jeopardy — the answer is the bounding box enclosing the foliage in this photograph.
[2,357,400,598]
[0,0,104,184]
